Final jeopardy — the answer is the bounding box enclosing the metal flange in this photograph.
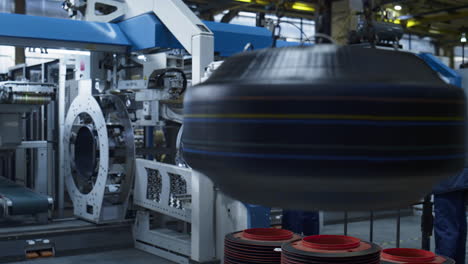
[63,94,135,223]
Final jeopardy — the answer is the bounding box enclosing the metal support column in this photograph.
[331,0,359,45]
[421,195,433,251]
[369,211,374,242]
[316,0,332,43]
[256,12,265,27]
[17,141,51,223]
[57,58,67,218]
[396,209,401,248]
[17,141,49,196]
[344,211,348,236]
[191,171,216,263]
[14,0,25,65]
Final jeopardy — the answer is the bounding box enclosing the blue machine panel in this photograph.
[418,53,468,194]
[118,14,184,52]
[204,20,272,57]
[118,14,273,56]
[0,13,130,52]
[0,12,297,56]
[419,53,462,87]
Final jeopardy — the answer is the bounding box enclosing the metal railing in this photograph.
[340,195,433,250]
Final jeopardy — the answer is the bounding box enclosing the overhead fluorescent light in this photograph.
[406,20,419,28]
[394,5,402,11]
[291,2,315,12]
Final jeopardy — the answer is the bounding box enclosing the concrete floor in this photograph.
[9,215,458,264]
[10,249,174,264]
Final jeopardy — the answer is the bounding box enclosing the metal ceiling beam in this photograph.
[232,5,316,19]
[399,4,468,20]
[221,9,240,23]
[184,0,317,19]
[391,2,468,40]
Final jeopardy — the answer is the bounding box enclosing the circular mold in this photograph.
[302,235,361,250]
[242,228,294,241]
[225,230,300,264]
[282,235,381,264]
[382,248,436,262]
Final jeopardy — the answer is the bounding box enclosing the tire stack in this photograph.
[224,228,301,264]
[381,248,455,264]
[281,235,382,264]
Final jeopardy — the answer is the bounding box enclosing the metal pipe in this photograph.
[421,195,433,250]
[396,209,401,248]
[41,63,46,141]
[11,95,52,104]
[145,127,154,160]
[409,33,412,50]
[344,211,348,236]
[370,211,374,242]
[463,43,465,65]
[57,58,67,218]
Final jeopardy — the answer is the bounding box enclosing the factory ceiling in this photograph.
[380,0,468,45]
[184,0,468,45]
[183,0,318,20]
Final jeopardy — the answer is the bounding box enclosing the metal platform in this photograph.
[0,219,133,263]
[6,248,175,264]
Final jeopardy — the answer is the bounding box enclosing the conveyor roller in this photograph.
[0,177,52,216]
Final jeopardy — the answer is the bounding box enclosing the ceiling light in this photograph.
[406,19,419,28]
[234,0,251,2]
[394,5,402,11]
[291,2,315,12]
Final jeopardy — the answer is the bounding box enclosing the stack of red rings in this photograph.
[281,235,381,264]
[381,248,455,264]
[224,228,301,264]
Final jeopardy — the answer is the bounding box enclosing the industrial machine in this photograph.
[0,0,464,263]
[0,81,55,223]
[0,0,277,263]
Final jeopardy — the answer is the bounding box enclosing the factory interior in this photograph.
[0,0,468,263]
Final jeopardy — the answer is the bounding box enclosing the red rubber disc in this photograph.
[302,235,361,250]
[242,228,294,241]
[382,248,436,262]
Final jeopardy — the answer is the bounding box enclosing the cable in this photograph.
[279,20,311,43]
[307,33,338,45]
[272,18,282,47]
[277,20,338,45]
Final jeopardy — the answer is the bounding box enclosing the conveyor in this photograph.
[0,177,52,217]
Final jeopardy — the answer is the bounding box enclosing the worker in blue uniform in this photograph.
[282,210,320,236]
[433,169,468,264]
[415,52,467,264]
